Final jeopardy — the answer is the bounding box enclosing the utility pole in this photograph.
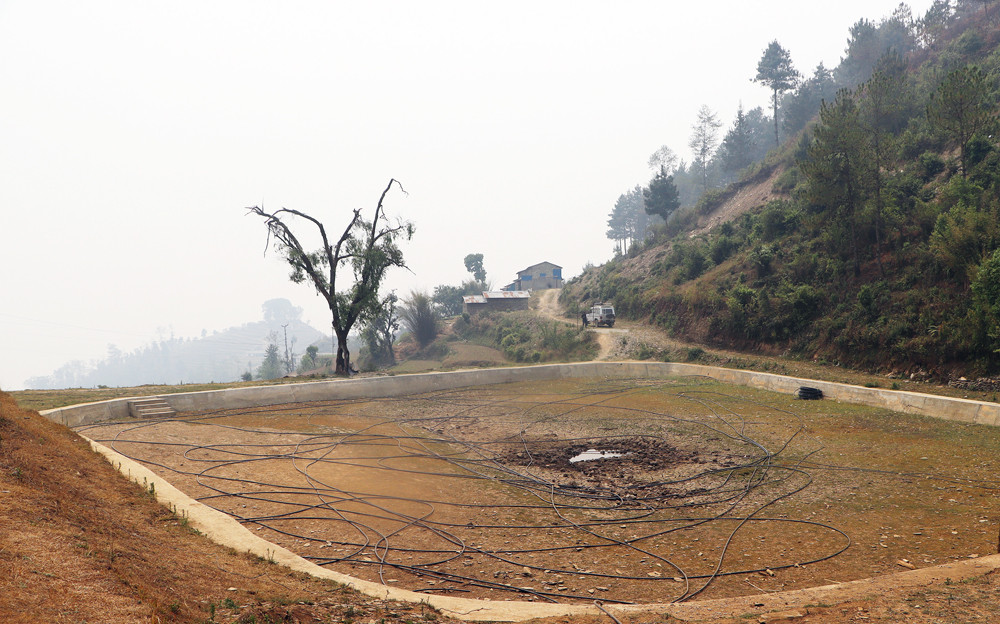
[282,324,292,374]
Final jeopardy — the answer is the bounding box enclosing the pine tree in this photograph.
[801,89,871,275]
[755,40,800,147]
[858,54,910,273]
[257,339,284,380]
[643,166,681,222]
[721,103,754,176]
[927,65,994,177]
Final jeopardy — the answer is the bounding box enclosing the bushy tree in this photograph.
[298,345,319,372]
[918,0,956,48]
[464,253,487,285]
[261,298,303,324]
[929,186,997,280]
[606,185,649,254]
[972,249,1000,339]
[359,292,398,369]
[432,284,466,317]
[249,179,412,375]
[782,63,837,138]
[837,13,916,89]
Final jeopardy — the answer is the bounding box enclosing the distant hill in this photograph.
[26,299,329,389]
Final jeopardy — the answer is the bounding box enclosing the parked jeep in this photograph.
[585,303,616,328]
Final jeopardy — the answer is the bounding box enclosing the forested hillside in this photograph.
[568,1,1000,379]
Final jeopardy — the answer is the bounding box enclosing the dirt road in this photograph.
[535,288,567,322]
[535,289,625,360]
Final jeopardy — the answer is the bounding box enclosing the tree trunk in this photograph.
[334,326,352,376]
[332,320,338,373]
[773,89,780,147]
[846,189,861,277]
[873,168,886,276]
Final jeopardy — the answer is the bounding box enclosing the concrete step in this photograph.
[127,397,176,419]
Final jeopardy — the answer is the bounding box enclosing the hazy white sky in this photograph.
[0,1,934,390]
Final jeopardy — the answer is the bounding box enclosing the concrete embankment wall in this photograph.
[42,361,1000,429]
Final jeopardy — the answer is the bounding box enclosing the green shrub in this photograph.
[685,347,705,361]
[917,151,946,181]
[772,166,800,193]
[694,188,729,215]
[898,122,941,161]
[680,244,709,281]
[709,234,737,264]
[755,200,799,241]
[400,291,438,347]
[749,244,775,276]
[457,311,597,363]
[967,133,994,170]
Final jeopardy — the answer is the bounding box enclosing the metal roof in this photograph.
[464,291,530,304]
[517,261,562,275]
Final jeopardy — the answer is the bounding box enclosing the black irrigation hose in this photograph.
[75,376,989,604]
[76,381,845,602]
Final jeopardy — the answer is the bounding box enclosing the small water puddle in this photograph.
[569,449,624,463]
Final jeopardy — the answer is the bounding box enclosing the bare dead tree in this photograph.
[248,179,412,375]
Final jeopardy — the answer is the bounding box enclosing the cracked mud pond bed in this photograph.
[76,376,1000,605]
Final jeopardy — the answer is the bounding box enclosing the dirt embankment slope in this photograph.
[691,166,784,237]
[0,391,463,624]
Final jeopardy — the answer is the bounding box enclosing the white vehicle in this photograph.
[586,303,616,328]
